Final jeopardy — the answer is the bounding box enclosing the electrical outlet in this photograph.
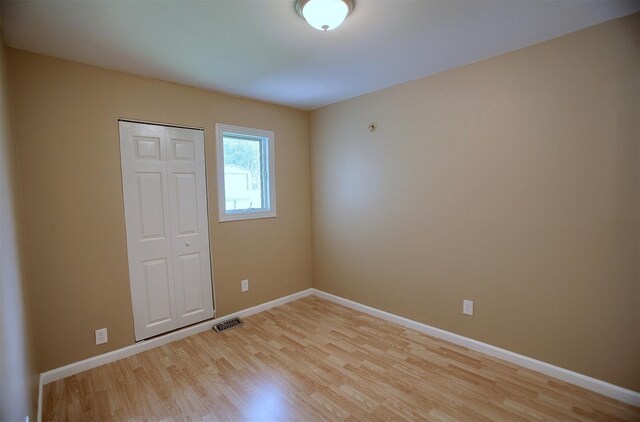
[241,279,249,292]
[463,300,474,316]
[95,328,108,345]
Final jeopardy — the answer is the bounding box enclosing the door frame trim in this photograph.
[118,117,204,131]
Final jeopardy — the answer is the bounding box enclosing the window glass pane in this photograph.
[216,123,275,222]
[222,136,263,212]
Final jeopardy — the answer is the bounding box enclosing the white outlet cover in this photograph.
[463,300,474,316]
[241,279,249,292]
[95,328,108,345]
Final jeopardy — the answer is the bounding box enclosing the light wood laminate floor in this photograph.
[43,296,639,421]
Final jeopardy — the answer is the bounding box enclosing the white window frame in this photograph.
[215,123,276,222]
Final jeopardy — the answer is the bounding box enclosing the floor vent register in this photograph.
[214,317,244,332]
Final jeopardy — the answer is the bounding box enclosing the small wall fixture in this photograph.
[295,0,354,31]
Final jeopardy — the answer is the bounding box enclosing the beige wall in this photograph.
[0,32,38,420]
[310,14,640,391]
[8,49,312,371]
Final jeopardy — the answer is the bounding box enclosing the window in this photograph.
[215,123,276,222]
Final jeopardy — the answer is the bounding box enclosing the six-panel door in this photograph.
[119,121,214,341]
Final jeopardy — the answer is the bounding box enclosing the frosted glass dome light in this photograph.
[295,0,354,32]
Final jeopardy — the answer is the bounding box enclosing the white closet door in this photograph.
[166,127,214,327]
[120,122,178,340]
[120,121,214,341]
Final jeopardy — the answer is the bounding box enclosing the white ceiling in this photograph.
[2,0,638,110]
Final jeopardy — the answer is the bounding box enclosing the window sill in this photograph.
[218,211,277,223]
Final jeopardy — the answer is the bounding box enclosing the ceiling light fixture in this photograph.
[295,0,354,32]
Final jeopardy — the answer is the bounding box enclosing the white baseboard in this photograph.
[38,288,313,387]
[311,288,640,407]
[36,287,312,420]
[36,286,639,418]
